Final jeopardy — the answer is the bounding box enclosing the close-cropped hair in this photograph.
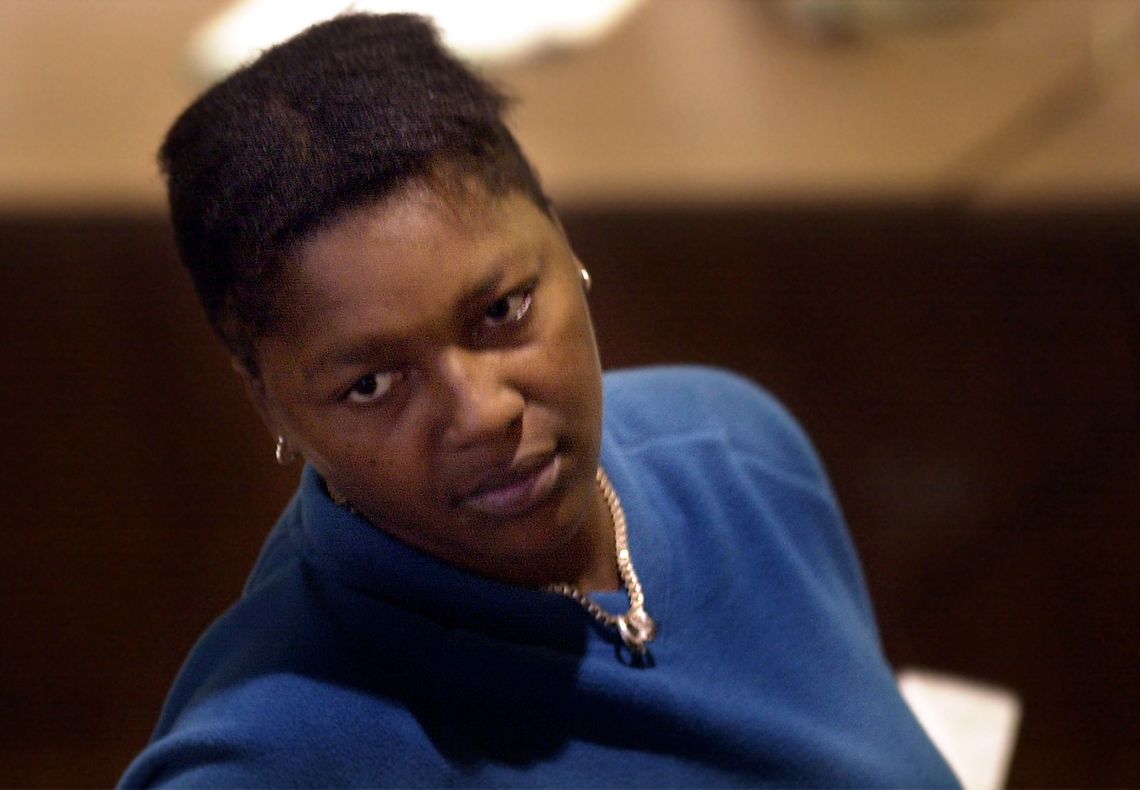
[160,12,549,374]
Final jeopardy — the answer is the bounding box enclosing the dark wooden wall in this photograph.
[1,205,1136,787]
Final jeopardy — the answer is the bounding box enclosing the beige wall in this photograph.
[3,0,1140,212]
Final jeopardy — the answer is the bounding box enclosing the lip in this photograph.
[459,453,562,518]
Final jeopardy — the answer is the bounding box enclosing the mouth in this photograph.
[459,452,562,519]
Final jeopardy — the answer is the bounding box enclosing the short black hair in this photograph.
[160,13,549,373]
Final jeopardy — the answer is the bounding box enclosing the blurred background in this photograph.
[1,0,1137,785]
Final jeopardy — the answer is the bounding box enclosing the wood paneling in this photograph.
[1,206,1137,785]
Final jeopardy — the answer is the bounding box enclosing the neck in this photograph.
[510,481,620,593]
[562,484,621,593]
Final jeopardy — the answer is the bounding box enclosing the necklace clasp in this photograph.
[617,608,657,654]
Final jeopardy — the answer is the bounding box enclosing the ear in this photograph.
[546,206,574,242]
[549,210,566,233]
[545,210,588,277]
[233,357,282,442]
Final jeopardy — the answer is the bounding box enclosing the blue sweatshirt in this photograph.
[121,366,957,787]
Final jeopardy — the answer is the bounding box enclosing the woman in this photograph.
[121,13,957,787]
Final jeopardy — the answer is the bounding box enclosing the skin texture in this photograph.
[245,180,618,592]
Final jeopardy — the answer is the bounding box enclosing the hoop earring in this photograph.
[580,268,592,293]
[275,435,297,465]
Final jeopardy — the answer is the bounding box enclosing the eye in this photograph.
[345,371,395,404]
[483,289,532,327]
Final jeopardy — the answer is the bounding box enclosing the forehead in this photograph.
[301,180,503,272]
[272,182,555,349]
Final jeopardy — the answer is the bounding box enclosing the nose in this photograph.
[436,347,524,449]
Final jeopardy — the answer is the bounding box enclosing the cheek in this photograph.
[331,426,416,478]
[542,271,598,353]
[532,298,602,417]
[300,419,401,486]
[324,435,439,516]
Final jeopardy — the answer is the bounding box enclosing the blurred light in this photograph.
[188,0,645,82]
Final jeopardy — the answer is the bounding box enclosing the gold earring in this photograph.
[275,435,297,465]
[581,268,592,293]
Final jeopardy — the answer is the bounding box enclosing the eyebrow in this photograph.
[300,251,533,386]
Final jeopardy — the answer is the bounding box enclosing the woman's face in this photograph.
[250,181,605,586]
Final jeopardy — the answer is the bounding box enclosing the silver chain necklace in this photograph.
[545,467,658,654]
